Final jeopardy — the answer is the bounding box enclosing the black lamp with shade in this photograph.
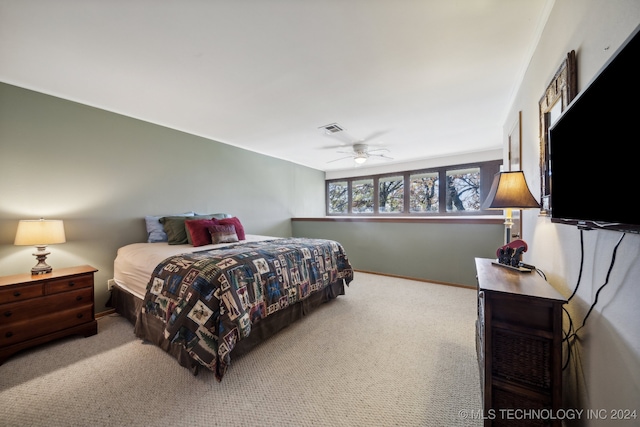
[482,171,540,270]
[482,171,540,243]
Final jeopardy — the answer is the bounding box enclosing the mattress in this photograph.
[113,234,278,299]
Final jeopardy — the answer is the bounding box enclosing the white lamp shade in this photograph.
[14,219,66,246]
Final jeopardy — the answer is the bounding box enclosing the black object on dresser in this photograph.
[475,258,566,427]
[0,265,98,365]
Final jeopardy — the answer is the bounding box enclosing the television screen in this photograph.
[549,24,640,233]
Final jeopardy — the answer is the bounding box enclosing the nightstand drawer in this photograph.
[0,283,44,304]
[0,305,94,347]
[1,288,93,324]
[45,274,93,295]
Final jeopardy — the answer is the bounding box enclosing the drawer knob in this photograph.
[4,311,11,317]
[5,332,13,338]
[76,296,83,301]
[77,313,83,319]
[13,291,21,297]
[68,281,76,287]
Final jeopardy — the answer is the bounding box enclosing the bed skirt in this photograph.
[108,280,345,374]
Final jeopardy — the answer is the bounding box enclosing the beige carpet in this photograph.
[0,272,482,427]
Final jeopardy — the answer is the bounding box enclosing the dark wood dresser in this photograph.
[475,258,566,426]
[0,265,98,365]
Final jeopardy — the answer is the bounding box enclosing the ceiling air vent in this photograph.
[319,123,344,134]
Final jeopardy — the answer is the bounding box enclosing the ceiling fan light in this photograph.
[354,156,367,164]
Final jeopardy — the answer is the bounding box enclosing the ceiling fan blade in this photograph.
[370,153,394,160]
[326,155,355,164]
[320,143,351,150]
[358,130,388,143]
[368,148,390,154]
[322,129,358,144]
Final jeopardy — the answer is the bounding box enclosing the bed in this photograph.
[109,225,353,381]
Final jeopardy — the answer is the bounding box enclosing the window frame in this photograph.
[378,174,405,214]
[326,160,502,216]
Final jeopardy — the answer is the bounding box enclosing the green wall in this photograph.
[292,219,504,286]
[0,82,325,312]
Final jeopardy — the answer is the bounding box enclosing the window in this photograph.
[352,178,374,213]
[409,171,438,213]
[445,167,480,212]
[379,175,404,213]
[327,181,348,214]
[326,160,501,216]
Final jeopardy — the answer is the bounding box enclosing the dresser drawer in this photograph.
[0,305,94,347]
[45,274,93,295]
[0,266,98,365]
[0,283,44,304]
[1,288,93,324]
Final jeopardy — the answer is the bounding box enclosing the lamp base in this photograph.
[31,246,53,275]
[31,266,52,275]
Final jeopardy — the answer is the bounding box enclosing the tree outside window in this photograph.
[328,181,348,214]
[352,178,374,213]
[410,172,439,213]
[445,167,480,212]
[379,176,404,213]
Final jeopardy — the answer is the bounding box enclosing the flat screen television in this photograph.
[549,24,640,234]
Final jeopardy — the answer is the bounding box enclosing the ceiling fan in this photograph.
[327,143,393,164]
[319,123,393,165]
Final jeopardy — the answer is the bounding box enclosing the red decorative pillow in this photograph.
[218,217,245,240]
[208,224,239,244]
[185,219,220,246]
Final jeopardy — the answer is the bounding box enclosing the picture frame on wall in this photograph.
[539,50,578,216]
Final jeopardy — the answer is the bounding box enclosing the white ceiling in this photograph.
[0,0,551,172]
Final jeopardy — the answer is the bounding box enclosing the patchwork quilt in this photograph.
[141,238,353,380]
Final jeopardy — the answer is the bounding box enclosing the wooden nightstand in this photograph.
[0,265,98,365]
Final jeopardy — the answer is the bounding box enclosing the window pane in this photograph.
[352,178,374,213]
[410,172,439,212]
[379,176,404,213]
[328,181,348,214]
[446,167,480,212]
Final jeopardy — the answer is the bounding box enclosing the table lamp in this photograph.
[482,171,540,244]
[14,219,66,275]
